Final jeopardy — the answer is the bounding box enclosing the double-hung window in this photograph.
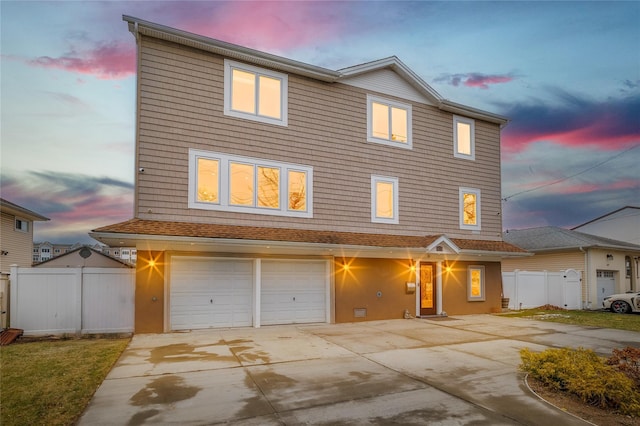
[459,187,481,231]
[189,149,312,218]
[371,175,399,224]
[468,266,485,301]
[367,95,412,149]
[453,115,475,160]
[224,60,288,126]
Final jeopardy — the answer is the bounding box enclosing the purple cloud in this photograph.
[500,89,640,154]
[435,72,516,89]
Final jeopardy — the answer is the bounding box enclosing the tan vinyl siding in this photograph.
[0,212,34,272]
[501,251,585,273]
[135,36,503,240]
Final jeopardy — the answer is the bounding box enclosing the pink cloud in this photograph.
[160,1,351,52]
[501,94,640,154]
[6,41,135,80]
[555,179,639,195]
[435,72,516,89]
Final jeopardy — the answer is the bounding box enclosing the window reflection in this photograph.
[197,158,219,203]
[463,192,477,225]
[258,166,279,208]
[230,162,254,206]
[231,69,256,114]
[258,76,281,119]
[372,102,389,140]
[376,181,394,218]
[288,170,307,211]
[457,122,471,155]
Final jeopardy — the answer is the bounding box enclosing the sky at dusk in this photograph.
[1,1,639,244]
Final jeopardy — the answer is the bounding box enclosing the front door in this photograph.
[420,263,436,316]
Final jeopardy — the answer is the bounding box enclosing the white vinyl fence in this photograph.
[502,269,582,310]
[9,265,135,335]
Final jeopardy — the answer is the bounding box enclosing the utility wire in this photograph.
[502,144,639,202]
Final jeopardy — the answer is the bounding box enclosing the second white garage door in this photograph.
[170,257,253,330]
[261,260,328,325]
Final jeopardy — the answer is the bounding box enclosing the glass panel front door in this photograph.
[420,264,436,316]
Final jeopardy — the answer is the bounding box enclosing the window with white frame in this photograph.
[453,115,475,160]
[189,149,312,218]
[15,218,29,232]
[371,175,399,224]
[367,95,412,149]
[468,265,485,301]
[459,187,481,231]
[224,59,288,126]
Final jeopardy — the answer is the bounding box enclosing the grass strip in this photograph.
[1,337,130,426]
[502,308,640,332]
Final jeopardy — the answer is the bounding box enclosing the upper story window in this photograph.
[189,149,312,218]
[459,187,481,231]
[453,115,475,160]
[15,218,29,232]
[367,95,412,149]
[224,60,288,126]
[371,175,399,224]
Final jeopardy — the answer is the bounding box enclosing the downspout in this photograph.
[579,247,589,309]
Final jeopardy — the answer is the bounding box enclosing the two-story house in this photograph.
[91,16,526,333]
[1,198,50,273]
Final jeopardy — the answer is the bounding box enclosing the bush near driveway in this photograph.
[0,337,130,426]
[520,347,640,417]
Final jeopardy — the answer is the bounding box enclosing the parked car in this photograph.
[603,292,640,313]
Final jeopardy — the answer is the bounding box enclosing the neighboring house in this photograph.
[571,206,640,246]
[1,199,49,273]
[32,241,81,263]
[33,247,133,268]
[90,16,526,333]
[96,246,138,265]
[502,227,640,310]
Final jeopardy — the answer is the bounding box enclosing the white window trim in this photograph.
[189,149,313,218]
[453,115,475,160]
[459,187,481,231]
[467,265,485,301]
[371,175,399,224]
[15,217,29,233]
[366,94,412,150]
[224,59,288,127]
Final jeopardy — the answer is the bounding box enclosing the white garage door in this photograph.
[261,260,328,325]
[170,257,253,330]
[597,270,616,308]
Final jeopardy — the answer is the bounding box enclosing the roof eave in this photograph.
[439,100,509,126]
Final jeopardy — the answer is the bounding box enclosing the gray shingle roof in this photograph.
[503,226,640,252]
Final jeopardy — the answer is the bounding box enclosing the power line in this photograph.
[502,144,639,202]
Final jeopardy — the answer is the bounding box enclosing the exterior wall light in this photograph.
[606,254,614,262]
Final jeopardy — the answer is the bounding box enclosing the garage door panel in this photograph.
[170,258,253,330]
[261,260,328,325]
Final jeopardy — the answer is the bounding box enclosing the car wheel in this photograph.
[611,300,631,314]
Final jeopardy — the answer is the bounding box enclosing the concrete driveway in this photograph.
[79,314,640,425]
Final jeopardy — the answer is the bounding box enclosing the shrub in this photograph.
[520,347,640,416]
[607,346,640,388]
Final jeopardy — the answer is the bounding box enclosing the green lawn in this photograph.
[0,337,130,426]
[501,308,640,332]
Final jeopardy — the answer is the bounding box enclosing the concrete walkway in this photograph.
[78,314,640,425]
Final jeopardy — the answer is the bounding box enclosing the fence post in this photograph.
[74,267,83,335]
[9,265,19,329]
